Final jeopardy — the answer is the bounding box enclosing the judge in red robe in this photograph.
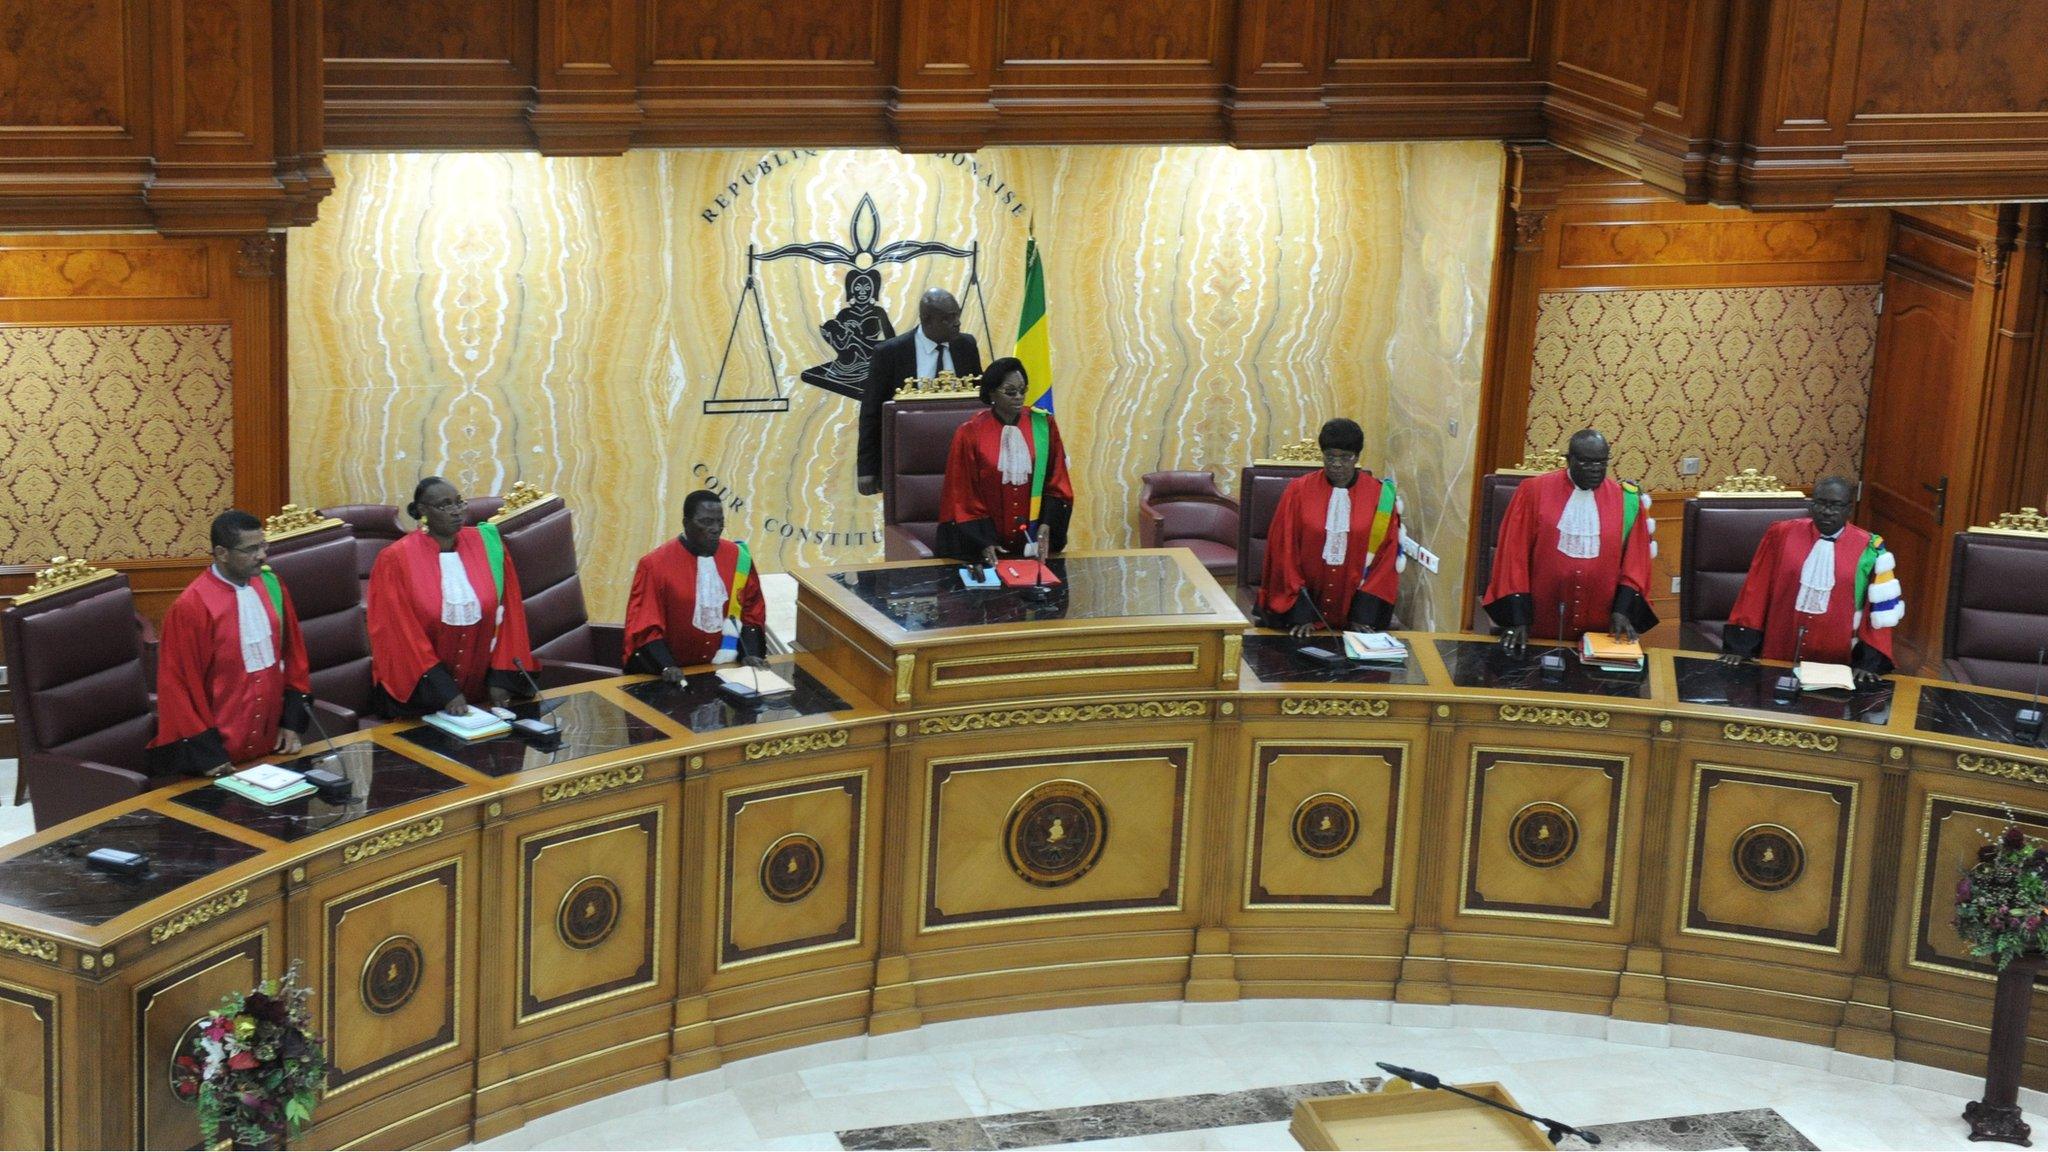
[1720,476,1901,681]
[1484,429,1658,656]
[367,476,537,716]
[624,490,769,681]
[1256,418,1405,633]
[146,510,313,776]
[935,357,1075,567]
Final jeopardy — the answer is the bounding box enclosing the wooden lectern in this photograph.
[1291,1080,1553,1150]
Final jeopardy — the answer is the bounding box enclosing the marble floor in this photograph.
[469,1001,2044,1151]
[0,761,30,847]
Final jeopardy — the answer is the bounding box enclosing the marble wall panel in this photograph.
[288,144,1502,627]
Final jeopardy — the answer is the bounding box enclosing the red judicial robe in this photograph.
[367,527,536,712]
[1483,469,1658,640]
[1723,518,1900,674]
[935,409,1075,564]
[622,538,768,672]
[147,567,312,775]
[1256,470,1404,630]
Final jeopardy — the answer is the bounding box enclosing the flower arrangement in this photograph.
[1954,825,2048,971]
[171,960,328,1148]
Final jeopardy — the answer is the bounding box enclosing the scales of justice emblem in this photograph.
[705,193,994,415]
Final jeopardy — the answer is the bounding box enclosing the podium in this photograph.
[1291,1081,1553,1150]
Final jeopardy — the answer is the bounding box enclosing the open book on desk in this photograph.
[423,709,511,741]
[716,666,795,697]
[1796,661,1857,693]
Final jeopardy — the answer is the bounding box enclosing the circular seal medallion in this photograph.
[760,834,825,904]
[1004,779,1108,888]
[1732,823,1806,891]
[361,935,424,1015]
[1291,792,1360,859]
[1508,802,1580,868]
[557,876,623,949]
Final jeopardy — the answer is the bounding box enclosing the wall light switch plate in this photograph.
[1671,576,1682,594]
[1679,455,1702,476]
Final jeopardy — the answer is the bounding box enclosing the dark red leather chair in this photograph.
[1680,495,1809,651]
[489,490,621,686]
[263,511,375,730]
[465,496,505,526]
[320,503,404,591]
[1470,471,1541,632]
[1139,471,1239,582]
[882,398,982,561]
[1944,523,2048,691]
[1234,461,1317,603]
[0,564,160,830]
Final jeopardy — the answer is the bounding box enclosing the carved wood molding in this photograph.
[1722,723,1839,753]
[1499,704,1609,729]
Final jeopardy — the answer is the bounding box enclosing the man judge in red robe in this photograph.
[1484,428,1658,656]
[146,510,314,776]
[1719,476,1902,683]
[935,357,1074,569]
[623,490,769,682]
[1256,418,1404,634]
[367,476,538,716]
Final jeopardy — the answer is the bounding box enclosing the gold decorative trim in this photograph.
[1254,438,1320,467]
[1973,507,2048,538]
[919,700,1207,735]
[1498,704,1609,729]
[1701,468,1804,497]
[487,480,556,524]
[149,888,249,946]
[0,927,59,964]
[262,503,344,541]
[12,556,117,605]
[1957,753,2048,786]
[541,763,647,802]
[744,729,850,760]
[342,816,445,864]
[896,369,982,398]
[1221,633,1241,683]
[930,645,1202,688]
[1499,448,1567,476]
[1281,697,1390,718]
[894,654,916,704]
[1722,723,1838,752]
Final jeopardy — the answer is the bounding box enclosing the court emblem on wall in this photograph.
[1004,779,1108,888]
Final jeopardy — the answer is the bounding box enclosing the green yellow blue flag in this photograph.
[1015,233,1052,412]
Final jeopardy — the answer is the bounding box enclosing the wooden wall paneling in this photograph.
[636,0,895,146]
[1223,0,1329,147]
[0,0,154,230]
[529,0,641,154]
[986,0,1232,142]
[1964,206,2048,526]
[1318,0,1547,141]
[322,0,538,149]
[889,0,998,150]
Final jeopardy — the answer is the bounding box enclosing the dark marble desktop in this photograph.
[621,659,850,733]
[173,741,468,842]
[1673,655,1895,726]
[830,554,1216,631]
[1918,684,2048,752]
[0,810,263,926]
[1241,634,1430,686]
[1435,638,1653,699]
[393,690,669,777]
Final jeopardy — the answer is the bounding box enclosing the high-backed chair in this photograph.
[1234,441,1319,602]
[488,483,620,685]
[1680,472,1809,651]
[1944,509,2048,691]
[320,503,404,590]
[1466,450,1572,631]
[465,496,505,526]
[262,506,375,730]
[881,390,983,561]
[0,561,159,830]
[1139,471,1239,582]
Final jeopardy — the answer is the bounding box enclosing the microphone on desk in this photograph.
[300,701,341,766]
[1774,626,1806,703]
[2017,645,2045,744]
[1372,1062,1601,1146]
[1295,588,1349,665]
[296,703,353,800]
[1025,525,1055,601]
[1538,598,1570,681]
[511,660,563,730]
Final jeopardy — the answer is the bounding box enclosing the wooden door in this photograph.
[1861,255,1972,657]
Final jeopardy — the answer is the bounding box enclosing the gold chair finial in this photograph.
[488,480,557,524]
[14,556,117,605]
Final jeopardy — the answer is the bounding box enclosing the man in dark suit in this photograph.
[856,287,983,496]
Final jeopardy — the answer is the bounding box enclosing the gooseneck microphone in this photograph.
[301,702,340,765]
[1539,598,1570,681]
[2017,645,2045,744]
[1295,587,1348,665]
[1372,1063,1602,1146]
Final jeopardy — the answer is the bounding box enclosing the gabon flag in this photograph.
[1015,233,1053,413]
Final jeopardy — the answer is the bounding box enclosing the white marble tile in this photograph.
[1826,1049,1896,1084]
[664,1066,731,1105]
[1388,1001,1454,1028]
[1234,998,1390,1025]
[1454,1003,1610,1037]
[1606,1019,1672,1048]
[724,1035,870,1081]
[1669,1023,1833,1068]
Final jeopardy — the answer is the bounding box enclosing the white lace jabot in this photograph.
[692,551,726,634]
[1796,534,1838,615]
[1556,486,1602,560]
[997,423,1032,486]
[213,567,277,673]
[1322,485,1352,566]
[438,553,482,626]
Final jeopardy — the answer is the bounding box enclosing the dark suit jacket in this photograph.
[857,330,983,480]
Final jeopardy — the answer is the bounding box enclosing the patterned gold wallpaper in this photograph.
[288,145,1502,627]
[1524,286,1881,490]
[0,325,234,563]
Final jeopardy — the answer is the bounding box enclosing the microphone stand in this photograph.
[1374,1063,1601,1147]
[512,659,564,728]
[2017,645,2045,744]
[301,703,341,766]
[1295,586,1349,665]
[1538,598,1569,681]
[1774,625,1806,703]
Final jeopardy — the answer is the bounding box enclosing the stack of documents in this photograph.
[1579,634,1646,673]
[1342,632,1409,663]
[216,763,314,806]
[423,709,511,741]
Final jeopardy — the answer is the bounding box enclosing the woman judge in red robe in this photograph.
[1256,418,1404,634]
[367,476,538,716]
[1718,476,1902,682]
[147,510,315,776]
[623,490,769,682]
[935,357,1075,568]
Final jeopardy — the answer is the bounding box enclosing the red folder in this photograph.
[996,560,1061,587]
